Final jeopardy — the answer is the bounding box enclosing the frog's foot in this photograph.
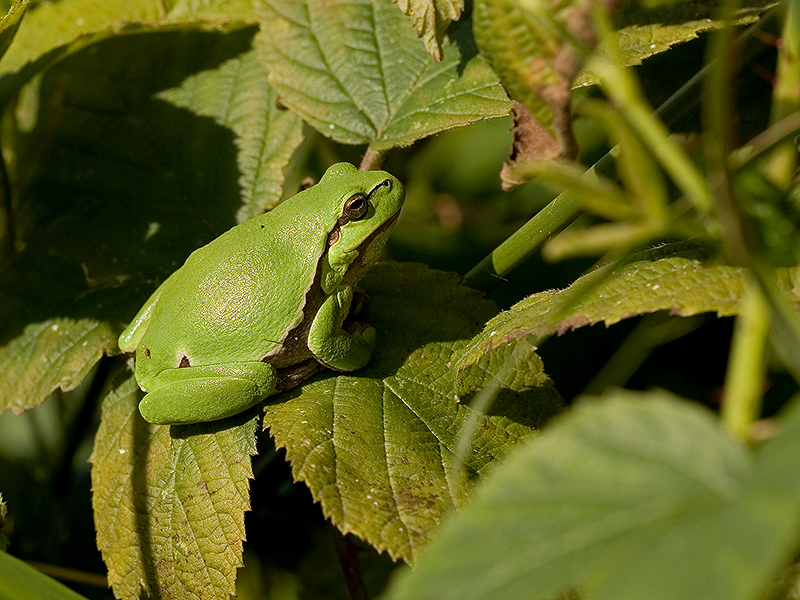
[308,285,376,371]
[138,361,277,425]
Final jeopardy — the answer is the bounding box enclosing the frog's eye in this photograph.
[343,193,369,220]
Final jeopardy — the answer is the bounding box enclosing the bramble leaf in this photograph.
[256,0,511,151]
[0,30,302,415]
[263,263,563,562]
[456,257,750,373]
[386,388,800,600]
[91,372,257,600]
[393,0,463,61]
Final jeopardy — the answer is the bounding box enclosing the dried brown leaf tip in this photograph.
[501,100,578,190]
[478,0,621,189]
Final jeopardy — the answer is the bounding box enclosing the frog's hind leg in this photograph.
[138,361,277,425]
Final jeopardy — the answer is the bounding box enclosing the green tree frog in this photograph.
[118,163,405,425]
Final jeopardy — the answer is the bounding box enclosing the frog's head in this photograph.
[318,163,405,293]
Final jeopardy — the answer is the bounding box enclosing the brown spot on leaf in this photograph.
[554,314,592,336]
[197,480,212,501]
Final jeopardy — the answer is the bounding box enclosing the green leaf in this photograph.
[0,550,90,600]
[90,371,257,600]
[456,257,749,372]
[156,47,305,221]
[0,321,118,415]
[0,1,28,64]
[393,0,464,62]
[263,263,563,562]
[575,0,776,87]
[256,0,511,151]
[0,0,161,79]
[0,30,303,414]
[473,0,584,149]
[167,0,258,20]
[0,0,257,82]
[384,389,793,600]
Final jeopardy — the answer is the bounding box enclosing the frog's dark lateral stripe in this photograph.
[326,179,391,247]
[264,206,401,374]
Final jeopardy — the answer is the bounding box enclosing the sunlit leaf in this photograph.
[575,0,775,87]
[456,257,750,372]
[0,1,28,64]
[167,0,257,20]
[256,0,510,151]
[0,0,257,81]
[264,263,563,562]
[91,372,257,600]
[0,320,117,415]
[393,0,463,61]
[0,0,161,79]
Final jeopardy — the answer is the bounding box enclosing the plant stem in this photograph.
[461,180,583,290]
[463,10,778,292]
[703,0,744,262]
[589,8,713,215]
[360,147,385,172]
[331,529,370,600]
[764,0,800,190]
[721,283,770,441]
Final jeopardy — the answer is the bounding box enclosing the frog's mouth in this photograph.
[383,206,402,228]
[340,207,401,276]
[359,206,400,249]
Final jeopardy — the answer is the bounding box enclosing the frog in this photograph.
[118,162,405,425]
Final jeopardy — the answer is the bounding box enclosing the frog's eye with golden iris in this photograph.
[343,193,369,220]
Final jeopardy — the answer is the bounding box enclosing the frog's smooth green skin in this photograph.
[118,163,405,425]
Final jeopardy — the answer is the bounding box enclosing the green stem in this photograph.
[463,9,777,292]
[721,283,770,441]
[461,153,608,290]
[729,110,800,171]
[703,0,747,264]
[590,38,713,215]
[764,0,800,190]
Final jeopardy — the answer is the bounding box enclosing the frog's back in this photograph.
[138,196,331,371]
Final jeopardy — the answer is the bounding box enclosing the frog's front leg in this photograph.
[308,285,376,371]
[138,361,277,425]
